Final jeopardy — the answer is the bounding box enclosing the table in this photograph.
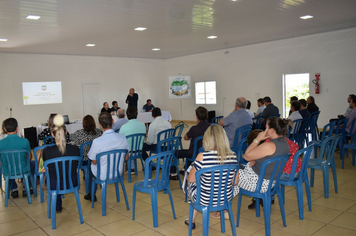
[112,111,172,124]
[37,121,83,136]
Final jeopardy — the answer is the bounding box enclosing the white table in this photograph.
[37,121,83,136]
[112,111,172,124]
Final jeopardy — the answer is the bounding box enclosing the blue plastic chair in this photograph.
[0,168,2,190]
[33,144,55,202]
[341,131,356,168]
[132,151,176,227]
[184,135,204,171]
[150,128,175,156]
[254,114,263,130]
[346,118,356,140]
[126,133,146,183]
[308,134,340,198]
[333,118,348,160]
[236,137,248,164]
[231,124,252,154]
[236,154,290,236]
[296,117,310,149]
[309,111,321,141]
[43,136,54,144]
[79,141,93,194]
[310,121,336,159]
[280,145,314,220]
[0,149,34,207]
[91,149,130,216]
[287,119,303,142]
[211,116,223,124]
[174,124,184,151]
[188,164,239,236]
[43,156,83,229]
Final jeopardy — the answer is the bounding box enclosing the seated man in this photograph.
[175,106,211,179]
[345,95,356,134]
[261,96,279,129]
[255,98,265,117]
[142,107,172,161]
[112,109,128,131]
[85,112,129,201]
[307,96,319,114]
[288,96,298,116]
[101,102,114,115]
[119,107,146,174]
[219,97,253,148]
[298,99,311,119]
[111,101,120,114]
[142,99,155,112]
[288,101,303,134]
[0,118,35,198]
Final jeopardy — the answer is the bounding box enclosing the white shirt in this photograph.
[256,105,265,116]
[146,117,172,145]
[88,129,129,180]
[288,111,303,133]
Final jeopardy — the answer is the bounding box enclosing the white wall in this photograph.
[0,53,165,130]
[164,27,356,126]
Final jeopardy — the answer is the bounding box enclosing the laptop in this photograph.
[63,115,70,124]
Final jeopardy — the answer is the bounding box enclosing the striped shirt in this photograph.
[188,151,238,206]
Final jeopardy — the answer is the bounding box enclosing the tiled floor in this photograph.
[1,121,356,235]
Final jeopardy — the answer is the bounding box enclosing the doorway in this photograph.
[283,73,309,118]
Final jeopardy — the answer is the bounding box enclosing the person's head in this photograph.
[247,129,265,145]
[195,106,208,121]
[263,96,272,105]
[48,113,57,130]
[203,125,234,163]
[98,112,113,129]
[348,94,356,103]
[266,117,290,137]
[129,88,135,95]
[307,96,315,104]
[299,99,307,108]
[126,106,138,120]
[257,98,264,107]
[146,99,152,106]
[3,118,18,133]
[82,115,96,134]
[350,95,356,108]
[117,109,125,119]
[50,115,67,155]
[112,101,118,108]
[152,107,161,118]
[290,96,298,104]
[103,102,109,109]
[290,101,301,112]
[246,100,251,110]
[235,97,247,109]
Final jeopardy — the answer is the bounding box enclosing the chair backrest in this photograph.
[310,111,320,118]
[191,135,204,161]
[33,144,56,173]
[194,164,239,207]
[315,134,341,165]
[211,116,223,124]
[335,118,348,135]
[114,129,120,133]
[143,151,175,188]
[232,124,252,152]
[254,114,263,130]
[173,124,184,137]
[95,149,129,182]
[236,138,248,163]
[288,119,303,140]
[79,140,93,160]
[126,133,146,154]
[43,136,54,144]
[282,145,314,182]
[320,121,336,141]
[254,154,290,194]
[297,117,311,148]
[43,156,82,194]
[157,137,181,153]
[348,118,356,136]
[0,149,31,178]
[309,112,320,140]
[157,128,175,143]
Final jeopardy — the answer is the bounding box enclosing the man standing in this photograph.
[142,107,172,161]
[0,118,35,198]
[112,109,128,131]
[126,88,139,108]
[219,97,253,148]
[298,99,311,119]
[255,98,265,117]
[307,96,319,114]
[119,107,146,174]
[346,95,356,134]
[142,99,155,112]
[262,96,279,129]
[85,112,129,201]
[111,101,120,114]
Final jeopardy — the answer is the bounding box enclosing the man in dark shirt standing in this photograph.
[126,88,139,108]
[307,96,319,114]
[262,96,279,129]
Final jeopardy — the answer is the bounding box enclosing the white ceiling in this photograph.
[1,0,356,59]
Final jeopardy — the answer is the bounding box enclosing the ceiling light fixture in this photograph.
[86,44,96,47]
[26,15,41,20]
[135,27,147,31]
[207,35,218,39]
[0,39,8,41]
[152,48,160,51]
[300,15,313,20]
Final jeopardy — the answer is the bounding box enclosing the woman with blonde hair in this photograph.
[185,125,238,230]
[42,115,80,213]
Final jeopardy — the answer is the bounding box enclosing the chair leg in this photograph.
[47,192,51,219]
[236,194,242,227]
[128,160,132,183]
[188,205,194,236]
[4,179,9,207]
[220,209,226,233]
[84,166,90,194]
[310,168,315,187]
[263,196,271,236]
[331,162,338,193]
[256,198,260,217]
[322,165,329,198]
[120,180,130,211]
[227,204,237,236]
[33,175,37,197]
[40,175,45,203]
[23,176,32,204]
[166,187,176,219]
[74,190,84,224]
[281,184,285,205]
[132,188,137,220]
[202,207,210,236]
[51,193,57,229]
[352,149,356,166]
[277,191,287,227]
[304,174,312,212]
[296,183,304,220]
[341,147,345,169]
[102,183,107,216]
[115,183,120,202]
[91,182,95,208]
[174,163,182,189]
[150,191,158,227]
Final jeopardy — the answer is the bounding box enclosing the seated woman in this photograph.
[42,115,80,213]
[70,115,101,165]
[185,125,238,229]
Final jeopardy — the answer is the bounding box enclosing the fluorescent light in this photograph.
[207,35,218,39]
[300,15,313,20]
[86,44,96,47]
[0,39,8,42]
[152,48,160,51]
[135,27,147,31]
[26,15,41,20]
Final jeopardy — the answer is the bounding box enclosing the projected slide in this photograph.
[22,81,63,105]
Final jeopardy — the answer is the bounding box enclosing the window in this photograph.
[195,81,216,104]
